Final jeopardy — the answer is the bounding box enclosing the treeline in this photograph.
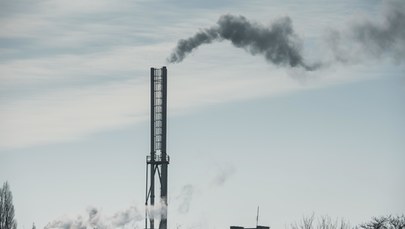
[0,181,403,229]
[0,182,17,229]
[290,214,405,229]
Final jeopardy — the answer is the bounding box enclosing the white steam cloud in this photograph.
[145,199,168,220]
[45,205,143,229]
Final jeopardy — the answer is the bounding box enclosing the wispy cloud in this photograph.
[0,52,372,150]
[0,44,169,87]
[0,79,148,149]
[0,0,391,150]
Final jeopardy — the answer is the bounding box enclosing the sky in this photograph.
[0,0,404,228]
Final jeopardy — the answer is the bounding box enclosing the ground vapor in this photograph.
[44,205,143,229]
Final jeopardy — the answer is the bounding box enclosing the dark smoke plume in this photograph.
[168,14,319,70]
[329,0,405,64]
[168,1,405,70]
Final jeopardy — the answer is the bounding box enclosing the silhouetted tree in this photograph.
[32,222,36,229]
[0,182,17,229]
[289,214,405,229]
[291,214,351,229]
[360,215,405,229]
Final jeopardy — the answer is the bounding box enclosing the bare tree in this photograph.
[0,182,17,229]
[291,214,315,229]
[291,214,351,229]
[359,215,405,229]
[290,214,405,229]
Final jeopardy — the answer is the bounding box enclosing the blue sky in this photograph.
[0,0,404,228]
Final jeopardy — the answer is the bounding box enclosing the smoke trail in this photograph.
[168,1,404,70]
[328,0,405,64]
[168,14,319,70]
[211,165,236,187]
[45,205,143,229]
[177,184,194,214]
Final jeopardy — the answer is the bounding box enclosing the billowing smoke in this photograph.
[45,205,143,229]
[328,0,405,64]
[168,0,405,70]
[167,14,319,70]
[177,184,194,214]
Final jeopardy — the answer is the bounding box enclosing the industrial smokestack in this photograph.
[167,14,320,70]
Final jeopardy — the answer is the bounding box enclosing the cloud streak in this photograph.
[0,79,149,149]
[2,0,401,151]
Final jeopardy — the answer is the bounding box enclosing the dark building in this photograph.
[230,226,270,229]
[231,207,269,229]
